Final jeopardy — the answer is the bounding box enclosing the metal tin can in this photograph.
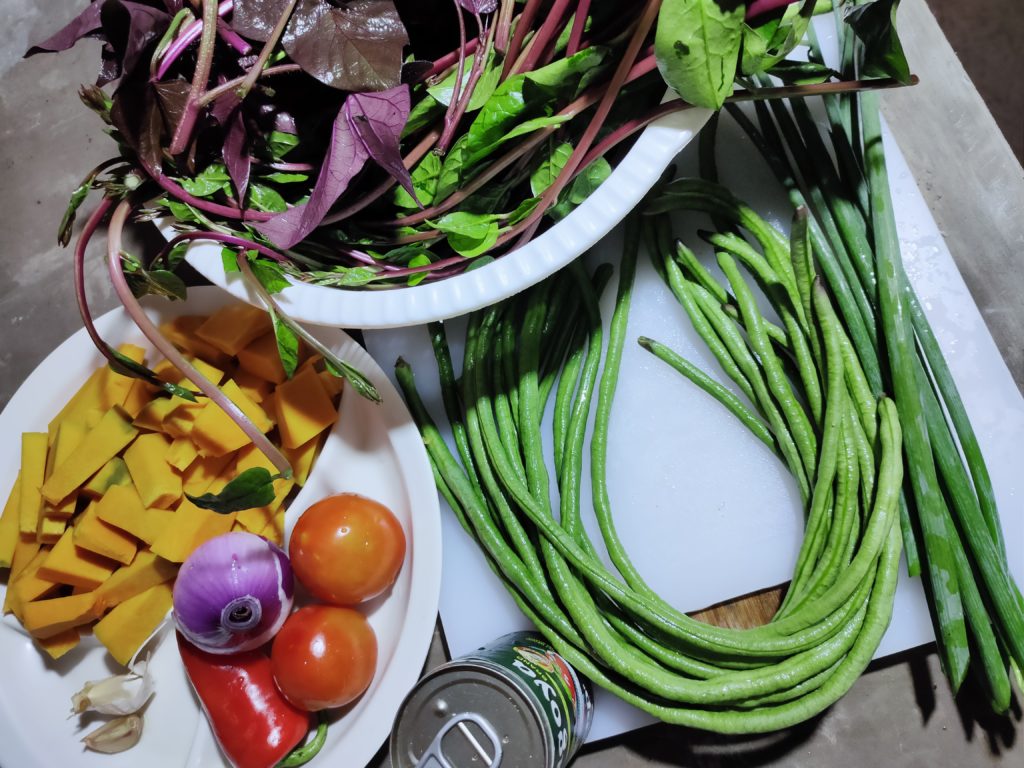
[390,632,593,768]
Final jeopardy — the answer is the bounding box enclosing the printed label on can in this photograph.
[461,632,593,767]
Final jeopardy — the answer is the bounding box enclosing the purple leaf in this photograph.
[256,101,369,248]
[101,1,171,77]
[224,107,252,199]
[459,0,497,13]
[282,0,410,92]
[746,0,801,20]
[24,2,104,57]
[231,0,293,42]
[153,78,191,135]
[344,85,417,205]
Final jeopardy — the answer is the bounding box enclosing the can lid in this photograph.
[390,665,549,768]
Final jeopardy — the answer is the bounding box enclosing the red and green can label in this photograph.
[463,632,593,766]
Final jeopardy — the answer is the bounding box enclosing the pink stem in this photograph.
[516,0,573,74]
[155,0,234,81]
[105,200,293,477]
[746,0,800,21]
[169,0,222,155]
[74,197,117,362]
[426,38,480,81]
[160,230,290,263]
[146,170,274,221]
[567,0,590,56]
[217,19,252,55]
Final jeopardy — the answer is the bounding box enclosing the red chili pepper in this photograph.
[177,632,311,768]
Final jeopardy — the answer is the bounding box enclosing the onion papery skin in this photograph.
[173,532,295,654]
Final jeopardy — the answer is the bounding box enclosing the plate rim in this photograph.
[179,108,713,329]
[0,286,442,768]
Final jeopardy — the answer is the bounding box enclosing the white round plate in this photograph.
[0,288,441,768]
[177,108,713,329]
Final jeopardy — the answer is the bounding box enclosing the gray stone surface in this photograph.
[1,1,1022,766]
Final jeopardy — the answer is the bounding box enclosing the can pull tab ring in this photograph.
[413,713,504,768]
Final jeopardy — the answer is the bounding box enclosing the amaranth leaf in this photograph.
[188,467,280,513]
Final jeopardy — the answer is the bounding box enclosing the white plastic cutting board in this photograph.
[364,99,1024,744]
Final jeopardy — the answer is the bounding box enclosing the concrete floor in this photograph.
[1,2,1022,768]
[927,0,1024,162]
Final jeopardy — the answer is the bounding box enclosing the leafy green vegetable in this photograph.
[655,0,746,109]
[428,49,502,112]
[406,253,432,286]
[431,212,501,258]
[530,141,573,197]
[394,152,442,209]
[248,183,289,213]
[249,257,292,294]
[180,163,231,197]
[550,157,612,220]
[269,307,299,378]
[188,467,281,513]
[845,0,911,84]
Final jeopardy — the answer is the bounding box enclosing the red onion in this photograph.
[173,533,294,654]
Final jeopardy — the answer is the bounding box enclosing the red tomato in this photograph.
[271,605,378,711]
[288,493,406,605]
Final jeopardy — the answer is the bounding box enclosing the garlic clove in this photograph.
[81,714,143,754]
[71,661,154,716]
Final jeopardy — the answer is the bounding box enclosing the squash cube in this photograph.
[36,513,67,545]
[3,536,40,614]
[10,549,61,613]
[21,591,97,639]
[19,433,48,535]
[45,420,87,480]
[150,499,235,563]
[191,380,274,458]
[166,437,198,472]
[41,407,138,504]
[99,344,146,410]
[93,582,173,666]
[81,457,132,499]
[274,365,338,449]
[93,551,178,615]
[36,628,81,660]
[73,502,137,566]
[38,527,117,590]
[237,332,288,384]
[124,432,181,509]
[122,378,158,419]
[159,316,232,367]
[195,304,273,356]
[133,397,178,432]
[0,473,21,568]
[46,367,104,446]
[94,484,147,541]
[182,453,236,496]
[282,433,326,487]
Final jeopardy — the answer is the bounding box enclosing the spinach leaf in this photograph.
[431,211,501,258]
[307,266,379,287]
[261,172,309,184]
[248,183,289,212]
[741,0,816,75]
[844,0,911,84]
[249,257,292,294]
[530,141,573,197]
[427,49,502,112]
[180,163,231,197]
[655,0,746,109]
[394,152,442,209]
[269,307,299,378]
[188,468,280,514]
[549,157,612,220]
[405,253,432,286]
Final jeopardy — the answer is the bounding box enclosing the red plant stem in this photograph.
[197,64,302,108]
[427,39,480,81]
[159,230,290,264]
[500,0,661,250]
[576,99,689,170]
[105,200,293,476]
[216,19,251,55]
[438,15,495,155]
[74,197,117,363]
[320,128,440,226]
[516,0,573,74]
[263,161,316,173]
[236,0,299,100]
[375,54,658,229]
[169,0,222,155]
[155,0,233,81]
[501,0,545,78]
[146,170,274,221]
[494,0,516,54]
[439,0,470,153]
[566,0,590,56]
[747,0,801,20]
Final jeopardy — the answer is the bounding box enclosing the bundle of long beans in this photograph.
[675,6,1023,712]
[397,201,905,731]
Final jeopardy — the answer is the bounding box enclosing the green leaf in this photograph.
[465,254,495,272]
[187,467,280,513]
[324,358,381,403]
[406,253,432,286]
[261,172,309,184]
[844,0,911,84]
[147,270,188,300]
[403,92,445,138]
[268,130,300,159]
[248,183,289,213]
[58,180,92,248]
[427,49,502,112]
[431,211,501,258]
[107,347,199,402]
[166,199,203,225]
[221,247,241,273]
[308,266,379,287]
[394,152,442,209]
[249,257,291,294]
[164,241,190,271]
[530,141,573,197]
[655,0,746,109]
[549,157,612,220]
[269,308,299,378]
[180,163,231,197]
[508,197,541,225]
[741,0,816,75]
[767,59,836,84]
